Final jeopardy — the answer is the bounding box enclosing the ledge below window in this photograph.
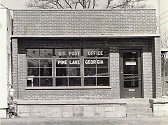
[25,86,111,90]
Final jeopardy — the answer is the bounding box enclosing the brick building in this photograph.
[11,9,161,117]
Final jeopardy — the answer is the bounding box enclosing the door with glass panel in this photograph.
[120,50,142,98]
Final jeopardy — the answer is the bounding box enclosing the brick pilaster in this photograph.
[11,39,18,99]
[154,37,162,98]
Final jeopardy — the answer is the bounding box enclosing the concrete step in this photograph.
[126,108,152,113]
[125,99,153,117]
[126,113,154,118]
[126,104,152,112]
[124,99,150,104]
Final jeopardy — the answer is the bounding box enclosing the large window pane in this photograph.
[56,78,68,86]
[27,49,39,58]
[27,78,39,87]
[28,68,39,76]
[69,78,81,86]
[40,78,53,86]
[40,68,52,76]
[97,68,108,76]
[27,59,39,67]
[84,77,96,86]
[97,77,109,86]
[40,59,52,67]
[27,80,32,87]
[68,68,80,76]
[33,78,40,86]
[40,49,53,58]
[56,68,67,76]
[84,68,96,76]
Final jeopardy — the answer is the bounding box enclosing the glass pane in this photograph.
[28,68,39,76]
[56,59,68,67]
[165,81,168,88]
[56,68,68,76]
[33,78,40,86]
[83,49,97,57]
[40,68,52,76]
[97,49,109,57]
[97,59,108,67]
[97,68,108,76]
[84,77,96,86]
[56,78,68,86]
[40,78,53,86]
[40,59,52,67]
[123,52,138,59]
[84,68,96,76]
[27,78,39,87]
[68,49,81,58]
[84,59,96,67]
[27,80,32,87]
[69,78,81,86]
[69,59,80,67]
[124,80,138,88]
[123,61,138,74]
[40,49,53,58]
[123,75,138,81]
[55,49,68,58]
[97,77,109,86]
[27,59,39,67]
[27,49,39,58]
[123,52,138,74]
[68,68,80,76]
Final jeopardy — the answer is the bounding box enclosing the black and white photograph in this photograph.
[0,0,168,124]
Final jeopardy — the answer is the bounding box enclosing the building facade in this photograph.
[0,6,12,118]
[11,9,161,117]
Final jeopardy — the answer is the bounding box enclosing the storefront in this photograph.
[11,9,161,117]
[26,48,109,87]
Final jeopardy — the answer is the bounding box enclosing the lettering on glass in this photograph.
[58,50,80,57]
[85,60,104,65]
[87,51,103,56]
[125,61,136,66]
[57,60,80,65]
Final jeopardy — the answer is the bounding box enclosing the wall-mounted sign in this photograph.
[129,89,135,92]
[125,61,136,66]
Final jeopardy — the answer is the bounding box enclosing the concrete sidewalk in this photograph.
[1,117,168,125]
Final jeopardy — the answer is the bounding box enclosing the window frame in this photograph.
[27,49,110,88]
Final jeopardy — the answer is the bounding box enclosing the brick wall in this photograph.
[154,37,162,97]
[11,38,155,100]
[11,39,18,99]
[13,9,156,35]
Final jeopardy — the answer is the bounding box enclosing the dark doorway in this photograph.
[120,50,142,98]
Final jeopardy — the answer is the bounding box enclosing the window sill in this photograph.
[25,86,111,90]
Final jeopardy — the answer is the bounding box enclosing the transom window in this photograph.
[27,49,109,87]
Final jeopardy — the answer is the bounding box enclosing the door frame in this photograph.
[119,49,143,98]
